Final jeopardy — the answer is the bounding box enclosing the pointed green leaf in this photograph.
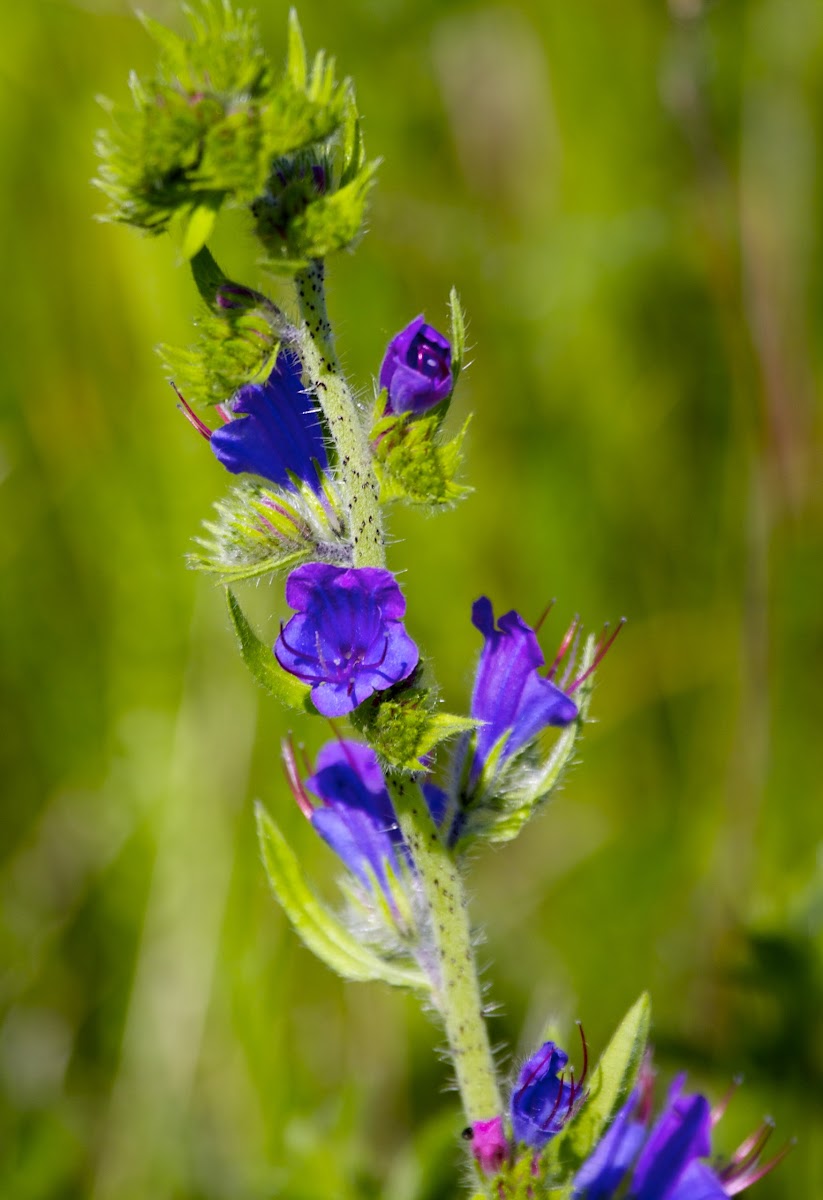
[256,805,429,990]
[286,9,307,88]
[226,589,313,712]
[545,993,651,1185]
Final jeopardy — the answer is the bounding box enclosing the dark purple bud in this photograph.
[209,351,329,492]
[511,1042,578,1150]
[379,315,453,416]
[274,563,419,717]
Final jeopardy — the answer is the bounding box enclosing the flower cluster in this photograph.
[108,14,792,1199]
[469,1037,786,1199]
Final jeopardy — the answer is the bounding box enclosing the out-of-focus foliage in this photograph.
[0,2,821,1198]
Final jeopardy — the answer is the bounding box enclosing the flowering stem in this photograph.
[295,260,385,569]
[387,773,502,1125]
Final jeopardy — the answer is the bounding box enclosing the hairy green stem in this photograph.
[295,260,384,569]
[387,774,502,1124]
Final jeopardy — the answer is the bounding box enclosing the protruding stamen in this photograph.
[576,1021,589,1088]
[534,599,556,633]
[568,618,626,694]
[727,1119,774,1171]
[712,1075,743,1125]
[724,1138,794,1195]
[171,381,212,440]
[543,1071,567,1131]
[547,616,580,680]
[281,736,314,818]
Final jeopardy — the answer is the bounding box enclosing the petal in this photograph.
[631,1090,713,1200]
[210,352,328,490]
[667,1162,728,1200]
[572,1093,646,1200]
[378,315,426,392]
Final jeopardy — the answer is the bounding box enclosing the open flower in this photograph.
[274,563,419,716]
[573,1072,789,1200]
[283,738,447,903]
[185,350,329,490]
[469,598,578,784]
[467,598,623,788]
[379,315,452,415]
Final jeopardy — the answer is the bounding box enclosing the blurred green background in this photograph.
[1,0,821,1196]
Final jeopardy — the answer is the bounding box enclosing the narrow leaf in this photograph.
[256,805,428,990]
[448,287,467,383]
[226,588,312,712]
[286,8,307,88]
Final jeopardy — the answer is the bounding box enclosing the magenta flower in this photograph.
[379,315,452,415]
[274,563,419,716]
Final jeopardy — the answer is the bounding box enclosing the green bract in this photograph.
[95,5,358,251]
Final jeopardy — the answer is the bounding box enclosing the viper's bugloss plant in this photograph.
[96,5,788,1196]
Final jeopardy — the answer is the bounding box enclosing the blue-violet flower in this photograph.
[283,738,447,901]
[511,1040,582,1150]
[379,315,452,416]
[573,1071,788,1199]
[274,563,419,717]
[199,350,329,490]
[469,598,578,783]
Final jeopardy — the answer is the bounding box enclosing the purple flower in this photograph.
[209,350,329,490]
[511,1041,580,1150]
[379,315,452,416]
[469,598,579,783]
[283,738,447,900]
[573,1073,788,1200]
[274,563,419,717]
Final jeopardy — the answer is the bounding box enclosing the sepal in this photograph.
[192,476,349,582]
[351,689,480,772]
[451,636,596,852]
[371,408,472,507]
[162,248,294,410]
[256,804,429,990]
[225,589,313,712]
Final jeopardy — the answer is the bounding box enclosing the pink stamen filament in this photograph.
[568,618,626,694]
[723,1141,795,1195]
[172,381,213,440]
[727,1120,774,1171]
[547,616,580,680]
[281,736,314,818]
[534,599,556,634]
[711,1076,743,1126]
[576,1022,589,1087]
